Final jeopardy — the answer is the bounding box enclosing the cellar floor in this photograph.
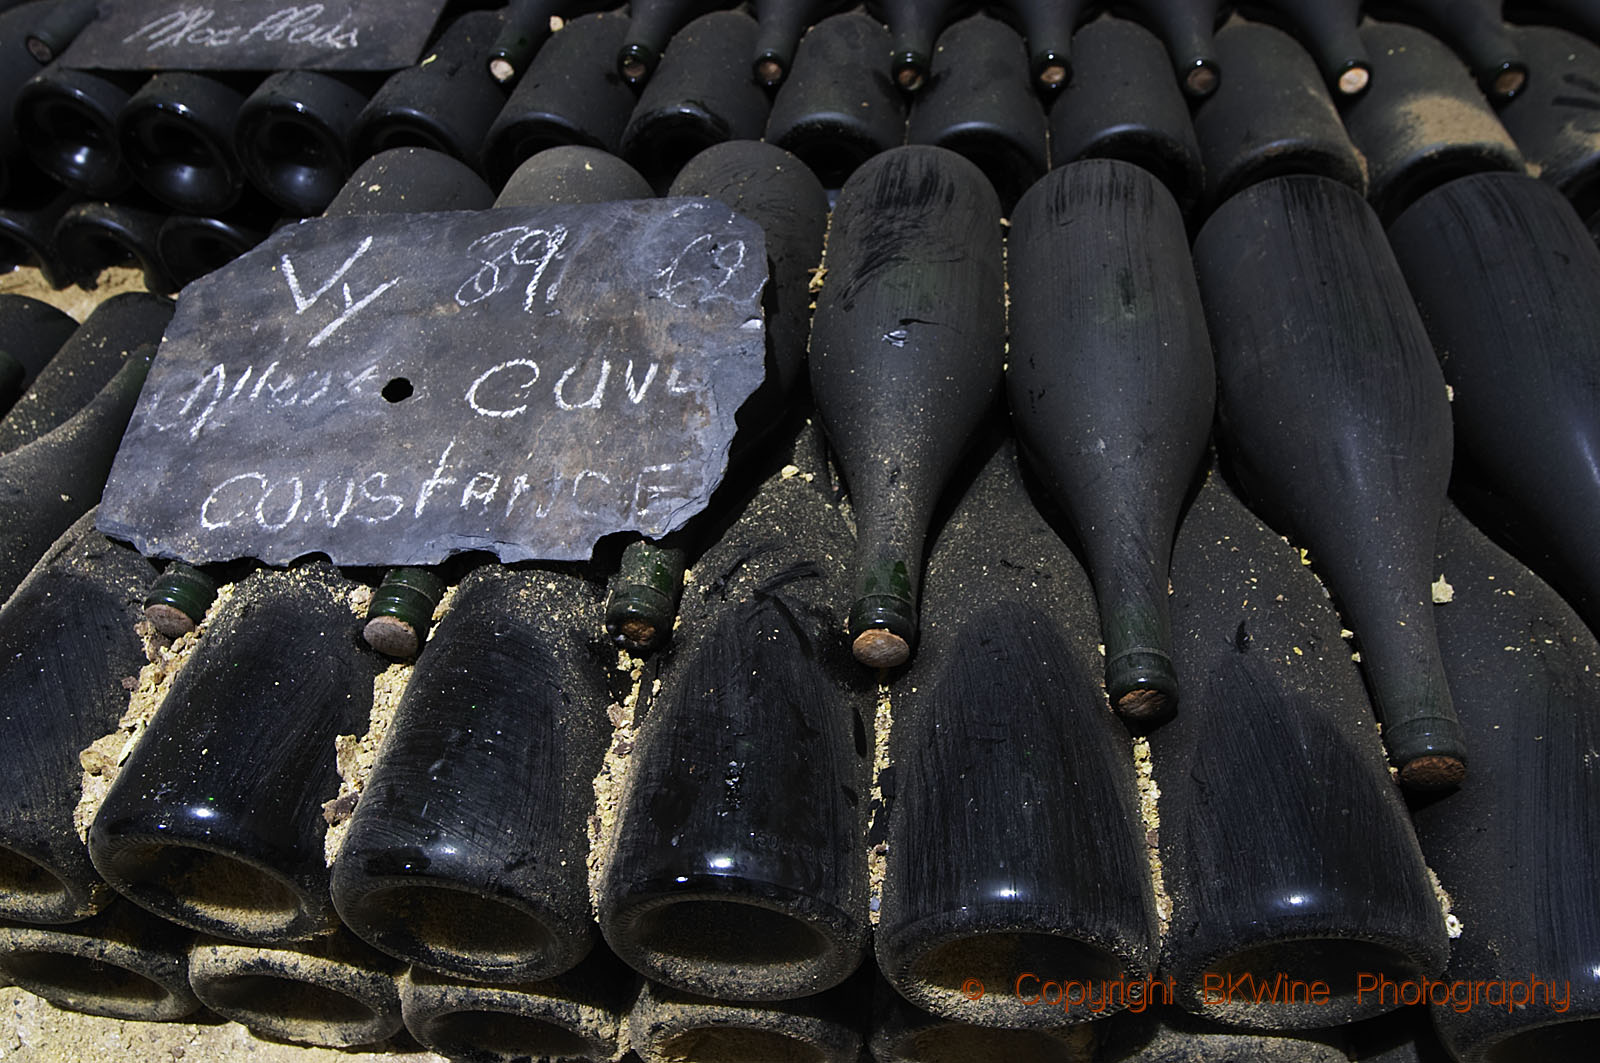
[0,265,448,1062]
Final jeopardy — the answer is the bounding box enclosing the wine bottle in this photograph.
[1497,24,1600,216]
[498,143,653,206]
[1153,468,1450,1025]
[400,945,637,1060]
[156,193,277,291]
[993,0,1095,91]
[1414,505,1600,1063]
[620,10,773,191]
[764,11,907,189]
[809,145,1003,668]
[1096,1007,1351,1061]
[598,424,874,1000]
[0,0,52,194]
[86,563,383,943]
[0,901,199,1021]
[1339,20,1525,222]
[629,978,866,1063]
[905,12,1048,212]
[604,140,826,650]
[351,9,509,172]
[0,291,172,455]
[323,145,495,217]
[0,292,77,416]
[21,0,93,63]
[12,65,144,197]
[1193,19,1368,212]
[0,510,153,923]
[1007,159,1213,720]
[864,0,966,92]
[751,0,854,86]
[1235,0,1372,96]
[869,983,1094,1063]
[0,347,153,604]
[1193,175,1466,787]
[0,160,73,275]
[187,928,404,1047]
[1047,16,1204,217]
[332,564,613,982]
[488,0,615,84]
[482,11,638,187]
[617,0,727,86]
[1371,0,1529,98]
[875,439,1159,1026]
[54,198,179,296]
[234,70,374,216]
[1388,171,1600,637]
[116,72,250,214]
[1114,0,1223,97]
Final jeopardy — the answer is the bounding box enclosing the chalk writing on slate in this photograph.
[61,1,448,72]
[97,199,769,565]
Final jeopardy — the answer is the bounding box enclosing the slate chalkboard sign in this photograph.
[61,1,448,72]
[97,199,769,565]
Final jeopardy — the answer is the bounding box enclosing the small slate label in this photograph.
[97,199,768,565]
[61,1,447,72]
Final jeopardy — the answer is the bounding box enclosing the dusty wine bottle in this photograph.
[865,0,964,92]
[488,0,614,83]
[809,145,1003,668]
[86,563,383,943]
[0,291,172,455]
[875,439,1159,1026]
[187,928,405,1047]
[905,12,1048,212]
[1414,505,1600,1063]
[598,424,874,1000]
[482,11,638,187]
[1114,0,1222,97]
[1497,24,1600,215]
[629,978,866,1063]
[604,140,825,650]
[400,949,638,1061]
[1007,159,1213,720]
[1236,0,1373,95]
[21,0,93,63]
[351,9,508,172]
[155,192,278,292]
[1153,468,1450,1025]
[1339,20,1525,222]
[1387,171,1600,637]
[0,510,153,923]
[0,293,76,416]
[1192,19,1368,212]
[0,901,199,1021]
[0,347,153,604]
[1193,174,1465,787]
[1371,0,1529,98]
[116,72,250,214]
[0,175,74,288]
[332,564,613,982]
[620,10,772,191]
[12,65,144,197]
[234,70,375,216]
[751,0,854,86]
[0,0,52,196]
[323,145,495,218]
[617,0,726,85]
[763,12,907,189]
[53,198,179,296]
[1047,16,1205,217]
[993,0,1094,91]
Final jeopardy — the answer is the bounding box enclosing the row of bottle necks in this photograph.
[8,0,1600,272]
[1,128,1599,1063]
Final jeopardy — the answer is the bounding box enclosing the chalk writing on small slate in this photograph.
[97,200,768,565]
[62,1,447,72]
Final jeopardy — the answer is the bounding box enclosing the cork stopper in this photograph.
[755,54,785,87]
[1338,64,1371,96]
[894,52,927,92]
[1399,754,1466,791]
[853,628,910,669]
[1185,60,1220,99]
[605,541,686,653]
[143,563,220,638]
[363,567,446,658]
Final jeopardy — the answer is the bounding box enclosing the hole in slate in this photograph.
[381,378,413,403]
